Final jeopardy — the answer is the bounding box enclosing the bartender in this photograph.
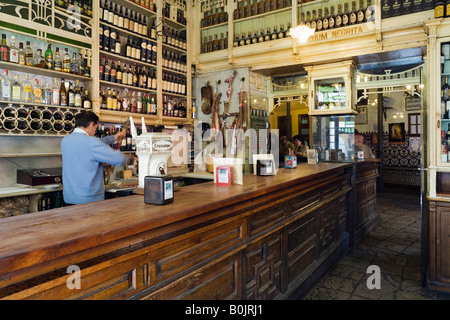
[61,111,127,205]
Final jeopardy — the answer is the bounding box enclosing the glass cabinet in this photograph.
[305,60,357,115]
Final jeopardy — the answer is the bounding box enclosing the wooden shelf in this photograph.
[100,50,157,69]
[234,7,290,23]
[99,80,157,94]
[0,153,62,158]
[0,61,92,82]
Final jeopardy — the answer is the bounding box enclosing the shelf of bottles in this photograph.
[440,41,450,165]
[382,0,434,19]
[0,27,93,136]
[297,0,375,34]
[200,0,229,54]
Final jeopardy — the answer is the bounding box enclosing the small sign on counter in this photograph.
[144,176,174,205]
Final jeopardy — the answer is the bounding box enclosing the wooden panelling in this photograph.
[244,231,284,300]
[286,214,318,284]
[141,253,242,300]
[248,204,289,236]
[428,201,450,293]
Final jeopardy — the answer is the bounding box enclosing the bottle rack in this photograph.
[0,102,81,135]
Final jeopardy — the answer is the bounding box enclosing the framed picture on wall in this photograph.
[389,123,406,144]
[355,107,368,124]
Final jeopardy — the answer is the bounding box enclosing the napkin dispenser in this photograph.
[144,175,174,205]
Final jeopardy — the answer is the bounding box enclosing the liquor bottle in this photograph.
[44,43,53,69]
[118,5,124,29]
[258,29,265,43]
[245,31,252,45]
[43,81,52,105]
[60,79,67,106]
[67,82,75,107]
[122,64,128,85]
[1,70,11,101]
[305,11,311,28]
[11,74,21,102]
[192,102,197,119]
[329,6,336,29]
[173,100,179,117]
[110,60,117,83]
[130,91,137,113]
[104,59,110,82]
[109,28,117,53]
[150,19,157,40]
[311,10,317,31]
[18,42,26,65]
[106,88,113,110]
[63,48,71,73]
[9,36,19,63]
[70,52,79,74]
[126,129,132,151]
[271,26,278,40]
[442,130,448,163]
[52,78,60,106]
[122,88,130,112]
[151,69,157,90]
[83,89,91,109]
[136,92,143,113]
[435,0,445,18]
[151,96,157,115]
[357,0,365,23]
[265,27,271,42]
[350,1,357,24]
[116,60,123,84]
[343,3,350,26]
[54,47,62,72]
[323,8,329,30]
[23,74,32,103]
[318,9,324,31]
[443,75,449,104]
[34,49,45,68]
[151,40,157,64]
[33,79,42,104]
[0,34,10,62]
[112,89,118,110]
[336,4,343,28]
[74,81,82,107]
[141,37,147,61]
[25,41,33,66]
[132,65,138,87]
[100,90,107,109]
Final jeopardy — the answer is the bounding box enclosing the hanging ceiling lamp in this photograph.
[289,0,315,44]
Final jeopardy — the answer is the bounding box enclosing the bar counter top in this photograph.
[0,162,354,299]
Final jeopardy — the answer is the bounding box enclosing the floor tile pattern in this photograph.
[304,187,450,300]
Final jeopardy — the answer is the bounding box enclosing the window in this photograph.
[408,113,420,136]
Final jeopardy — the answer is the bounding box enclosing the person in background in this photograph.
[279,135,295,163]
[61,111,127,205]
[355,130,375,159]
[293,135,309,162]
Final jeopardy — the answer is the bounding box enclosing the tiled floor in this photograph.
[304,186,450,300]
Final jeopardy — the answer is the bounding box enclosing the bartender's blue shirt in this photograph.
[61,128,126,205]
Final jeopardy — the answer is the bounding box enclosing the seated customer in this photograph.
[279,135,295,163]
[355,132,374,159]
[292,135,309,162]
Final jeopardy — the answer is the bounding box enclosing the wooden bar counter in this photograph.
[0,163,354,300]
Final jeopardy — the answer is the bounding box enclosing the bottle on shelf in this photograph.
[106,87,113,110]
[329,6,336,29]
[18,42,26,65]
[54,47,62,72]
[357,0,366,23]
[52,77,60,106]
[34,48,45,68]
[74,80,82,107]
[323,8,329,30]
[67,81,75,107]
[60,78,67,106]
[43,81,52,105]
[33,79,42,104]
[11,74,21,102]
[45,43,53,69]
[9,36,19,64]
[25,41,33,66]
[23,74,32,103]
[350,1,358,24]
[63,48,71,73]
[1,70,11,101]
[336,4,343,28]
[343,3,350,26]
[0,34,10,62]
[317,9,323,31]
[83,89,91,109]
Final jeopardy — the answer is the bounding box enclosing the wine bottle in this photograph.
[60,79,67,106]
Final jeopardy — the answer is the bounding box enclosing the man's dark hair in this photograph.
[75,111,99,128]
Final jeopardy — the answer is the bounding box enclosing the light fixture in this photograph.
[289,0,315,44]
